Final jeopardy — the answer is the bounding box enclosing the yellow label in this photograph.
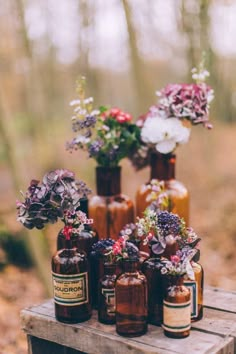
[52,272,88,306]
[162,300,191,332]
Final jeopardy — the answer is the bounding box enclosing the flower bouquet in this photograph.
[135,62,214,220]
[66,77,139,239]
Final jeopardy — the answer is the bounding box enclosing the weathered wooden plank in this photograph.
[21,300,234,354]
[204,287,236,313]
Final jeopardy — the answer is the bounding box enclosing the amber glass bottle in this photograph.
[57,198,98,255]
[184,261,204,321]
[116,259,148,337]
[142,255,163,325]
[98,262,117,324]
[52,233,91,323]
[89,167,134,240]
[162,275,191,338]
[136,153,189,224]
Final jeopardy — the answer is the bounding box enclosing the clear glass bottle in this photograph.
[162,275,191,338]
[98,262,117,324]
[136,153,189,224]
[52,232,91,323]
[57,198,98,256]
[89,167,134,240]
[184,261,204,322]
[142,255,163,326]
[116,259,148,337]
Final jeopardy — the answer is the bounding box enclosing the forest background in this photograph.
[0,1,236,353]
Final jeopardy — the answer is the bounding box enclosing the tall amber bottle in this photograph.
[136,153,189,224]
[184,261,204,321]
[57,198,98,255]
[116,259,148,337]
[142,255,163,325]
[162,275,191,338]
[52,232,91,323]
[98,262,117,324]
[89,167,134,240]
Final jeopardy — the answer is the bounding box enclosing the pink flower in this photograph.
[112,242,122,255]
[170,255,180,263]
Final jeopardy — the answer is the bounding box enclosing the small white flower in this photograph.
[84,97,94,104]
[70,99,81,106]
[74,135,90,144]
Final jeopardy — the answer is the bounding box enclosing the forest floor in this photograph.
[1,123,236,353]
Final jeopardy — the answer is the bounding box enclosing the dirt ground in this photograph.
[0,266,46,354]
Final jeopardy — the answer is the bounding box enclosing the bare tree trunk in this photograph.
[122,0,150,115]
[0,91,52,295]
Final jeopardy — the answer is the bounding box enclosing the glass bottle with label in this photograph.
[116,259,148,337]
[52,231,91,323]
[162,275,191,338]
[98,262,117,324]
[184,261,204,322]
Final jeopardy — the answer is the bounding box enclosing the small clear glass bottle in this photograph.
[162,275,191,338]
[116,259,148,337]
[98,262,117,324]
[52,232,91,323]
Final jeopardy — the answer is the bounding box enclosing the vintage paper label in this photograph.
[184,280,198,318]
[101,288,115,314]
[52,272,88,306]
[162,300,191,332]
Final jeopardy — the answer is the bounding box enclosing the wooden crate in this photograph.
[21,287,236,354]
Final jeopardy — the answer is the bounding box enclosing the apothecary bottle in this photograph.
[136,153,189,224]
[52,232,91,323]
[142,254,163,325]
[184,261,204,321]
[162,275,191,338]
[89,167,134,240]
[57,197,98,256]
[116,259,148,337]
[98,262,117,324]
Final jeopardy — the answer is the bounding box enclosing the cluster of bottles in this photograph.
[52,198,203,339]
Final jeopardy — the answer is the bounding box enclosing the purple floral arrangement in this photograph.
[16,169,92,235]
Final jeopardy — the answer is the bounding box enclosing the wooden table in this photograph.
[21,287,236,354]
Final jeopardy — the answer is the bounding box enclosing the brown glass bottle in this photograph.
[57,198,98,255]
[162,275,191,338]
[89,167,134,240]
[136,153,189,224]
[184,261,204,322]
[142,255,163,326]
[98,262,117,324]
[115,260,148,337]
[52,235,91,323]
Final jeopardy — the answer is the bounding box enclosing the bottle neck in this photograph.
[103,262,116,275]
[166,274,184,287]
[150,153,175,180]
[96,166,121,196]
[79,197,89,216]
[122,259,139,272]
[58,230,78,249]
